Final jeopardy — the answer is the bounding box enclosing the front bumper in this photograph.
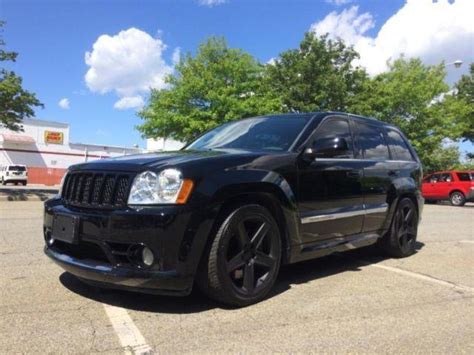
[44,247,193,295]
[43,197,215,296]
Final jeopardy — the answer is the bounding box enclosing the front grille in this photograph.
[62,171,133,209]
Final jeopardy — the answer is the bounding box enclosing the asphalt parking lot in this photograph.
[0,201,473,353]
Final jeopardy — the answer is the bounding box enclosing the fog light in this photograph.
[48,237,55,246]
[141,247,154,266]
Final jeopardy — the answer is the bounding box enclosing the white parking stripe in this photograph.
[103,304,153,354]
[367,263,474,293]
[459,240,474,244]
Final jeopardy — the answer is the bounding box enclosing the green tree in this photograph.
[451,62,474,142]
[352,57,467,170]
[423,145,460,173]
[0,21,43,131]
[265,32,368,112]
[138,37,280,142]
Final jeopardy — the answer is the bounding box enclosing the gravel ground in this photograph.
[0,201,472,353]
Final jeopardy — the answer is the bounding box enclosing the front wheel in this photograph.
[380,198,419,258]
[197,204,281,307]
[450,191,465,206]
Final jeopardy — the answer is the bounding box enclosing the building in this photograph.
[0,118,142,185]
[146,137,185,151]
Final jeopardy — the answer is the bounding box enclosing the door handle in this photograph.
[388,170,399,177]
[346,171,361,178]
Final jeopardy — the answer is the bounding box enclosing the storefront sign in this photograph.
[44,131,64,145]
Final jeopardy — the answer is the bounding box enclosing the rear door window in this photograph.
[457,172,472,181]
[386,129,414,161]
[8,166,26,172]
[356,122,390,160]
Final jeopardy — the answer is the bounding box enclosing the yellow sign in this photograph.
[44,131,64,145]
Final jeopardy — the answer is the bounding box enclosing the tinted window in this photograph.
[312,119,354,158]
[457,172,472,181]
[356,123,390,160]
[387,129,414,161]
[186,116,309,152]
[439,173,452,182]
[8,166,26,171]
[427,174,440,183]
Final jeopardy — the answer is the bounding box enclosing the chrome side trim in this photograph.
[301,205,388,224]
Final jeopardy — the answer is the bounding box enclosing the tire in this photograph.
[450,191,465,206]
[380,198,419,258]
[197,204,282,307]
[22,182,27,186]
[1,178,5,186]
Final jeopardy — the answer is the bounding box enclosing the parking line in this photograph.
[103,304,153,354]
[367,263,474,294]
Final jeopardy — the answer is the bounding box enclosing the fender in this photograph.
[383,175,423,231]
[186,169,300,265]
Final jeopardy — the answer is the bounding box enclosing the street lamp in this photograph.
[445,60,463,68]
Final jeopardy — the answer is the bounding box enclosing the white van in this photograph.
[0,165,28,186]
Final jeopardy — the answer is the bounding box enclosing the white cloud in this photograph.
[266,57,277,66]
[199,0,227,7]
[85,27,174,109]
[58,98,70,109]
[325,0,353,6]
[172,47,181,65]
[113,96,145,110]
[311,0,474,79]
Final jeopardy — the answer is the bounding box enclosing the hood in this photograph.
[68,149,266,172]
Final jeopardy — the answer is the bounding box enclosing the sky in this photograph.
[1,0,473,154]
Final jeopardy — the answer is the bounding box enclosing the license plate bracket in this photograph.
[52,213,80,244]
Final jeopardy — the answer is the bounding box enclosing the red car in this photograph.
[422,170,474,206]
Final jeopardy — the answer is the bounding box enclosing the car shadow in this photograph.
[60,242,425,313]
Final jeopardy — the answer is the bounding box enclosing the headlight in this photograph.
[128,169,194,205]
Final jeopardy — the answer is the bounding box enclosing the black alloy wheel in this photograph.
[199,204,281,307]
[382,198,418,258]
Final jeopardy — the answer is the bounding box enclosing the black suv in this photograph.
[44,112,423,306]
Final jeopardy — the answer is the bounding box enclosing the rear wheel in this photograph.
[381,198,419,258]
[450,191,465,206]
[1,178,5,186]
[22,181,27,186]
[198,204,281,307]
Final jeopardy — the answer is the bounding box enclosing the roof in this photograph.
[22,118,69,129]
[0,133,36,144]
[259,111,388,126]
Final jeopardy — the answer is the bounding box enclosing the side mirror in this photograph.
[311,137,350,159]
[302,147,318,161]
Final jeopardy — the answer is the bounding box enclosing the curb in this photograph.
[0,192,57,202]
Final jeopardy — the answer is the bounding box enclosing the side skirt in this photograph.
[287,232,381,264]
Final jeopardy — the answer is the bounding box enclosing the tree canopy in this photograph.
[138,32,473,172]
[138,37,280,142]
[266,32,368,113]
[0,21,43,131]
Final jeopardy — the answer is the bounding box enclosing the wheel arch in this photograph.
[449,189,465,197]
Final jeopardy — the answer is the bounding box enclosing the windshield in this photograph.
[186,116,310,152]
[8,166,26,172]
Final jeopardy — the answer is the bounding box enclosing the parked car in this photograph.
[0,164,28,186]
[43,112,424,306]
[422,170,474,206]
